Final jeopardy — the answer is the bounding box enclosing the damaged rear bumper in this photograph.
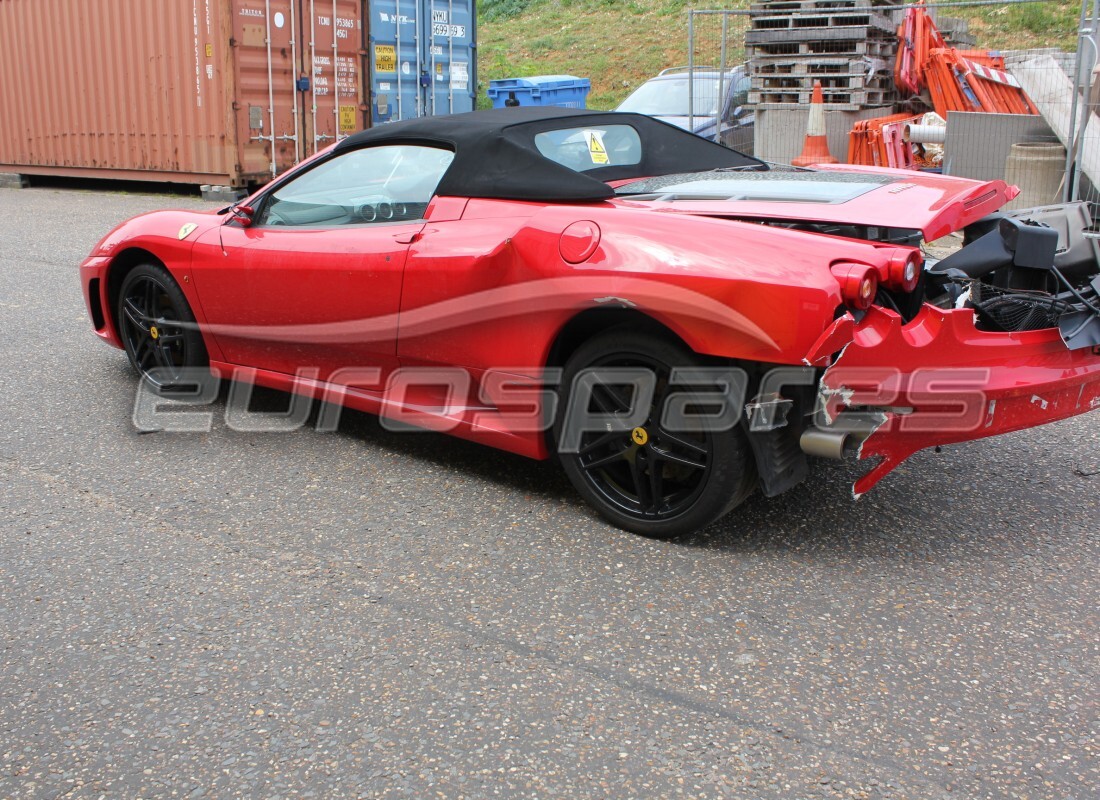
[813,304,1100,495]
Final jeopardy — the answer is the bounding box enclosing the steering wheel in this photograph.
[264,208,289,226]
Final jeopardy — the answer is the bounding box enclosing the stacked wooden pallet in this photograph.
[747,0,903,110]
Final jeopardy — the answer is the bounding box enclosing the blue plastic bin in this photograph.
[486,75,591,109]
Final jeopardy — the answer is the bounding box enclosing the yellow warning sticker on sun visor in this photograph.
[584,130,609,165]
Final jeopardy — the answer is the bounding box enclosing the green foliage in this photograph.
[484,0,688,23]
[958,1,1077,51]
[480,0,541,22]
[529,33,579,52]
[656,0,688,14]
[477,0,1079,110]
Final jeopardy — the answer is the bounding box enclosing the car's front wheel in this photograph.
[555,328,756,538]
[117,263,208,386]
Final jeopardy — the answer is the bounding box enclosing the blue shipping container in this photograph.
[487,76,591,109]
[367,0,477,124]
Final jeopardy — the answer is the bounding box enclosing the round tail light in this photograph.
[830,263,879,311]
[886,248,922,293]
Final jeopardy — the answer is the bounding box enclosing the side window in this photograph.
[730,74,750,111]
[257,145,455,227]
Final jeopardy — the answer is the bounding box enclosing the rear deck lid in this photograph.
[612,165,1017,240]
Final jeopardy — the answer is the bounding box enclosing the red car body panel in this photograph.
[189,220,415,380]
[616,167,1017,241]
[398,199,880,370]
[81,210,221,356]
[79,152,1099,496]
[819,305,1100,495]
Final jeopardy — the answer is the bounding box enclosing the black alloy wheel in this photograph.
[556,328,756,538]
[117,263,208,387]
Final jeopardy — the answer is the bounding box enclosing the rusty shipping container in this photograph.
[0,0,377,188]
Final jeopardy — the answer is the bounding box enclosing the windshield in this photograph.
[616,77,724,117]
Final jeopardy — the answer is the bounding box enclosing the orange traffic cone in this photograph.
[792,81,839,167]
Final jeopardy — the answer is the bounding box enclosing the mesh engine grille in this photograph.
[971,282,1068,332]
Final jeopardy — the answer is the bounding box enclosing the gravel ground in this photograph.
[0,186,1097,799]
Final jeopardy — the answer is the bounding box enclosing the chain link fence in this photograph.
[687,1,1100,218]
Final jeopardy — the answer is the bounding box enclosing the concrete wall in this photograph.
[755,107,887,165]
[942,111,1058,183]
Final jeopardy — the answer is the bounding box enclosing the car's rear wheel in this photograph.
[555,328,755,538]
[117,263,207,386]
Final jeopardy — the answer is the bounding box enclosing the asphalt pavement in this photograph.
[0,186,1097,799]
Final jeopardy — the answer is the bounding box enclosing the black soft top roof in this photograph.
[333,106,766,202]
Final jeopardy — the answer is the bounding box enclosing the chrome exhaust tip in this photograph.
[799,427,852,460]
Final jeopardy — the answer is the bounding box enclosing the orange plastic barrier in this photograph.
[895,2,945,96]
[848,114,923,168]
[924,49,1038,117]
[894,3,1036,116]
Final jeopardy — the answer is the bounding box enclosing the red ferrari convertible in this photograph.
[81,107,1100,537]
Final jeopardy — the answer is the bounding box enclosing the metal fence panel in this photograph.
[688,1,1098,217]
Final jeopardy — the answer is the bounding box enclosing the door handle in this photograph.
[392,231,421,244]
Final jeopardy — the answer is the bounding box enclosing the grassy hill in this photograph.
[477,0,1080,111]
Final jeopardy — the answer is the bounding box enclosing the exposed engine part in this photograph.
[964,201,1100,280]
[969,281,1071,333]
[931,215,1060,279]
[926,204,1100,349]
[745,418,808,496]
[766,221,923,248]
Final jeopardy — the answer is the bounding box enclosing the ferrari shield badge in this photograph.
[178,222,199,240]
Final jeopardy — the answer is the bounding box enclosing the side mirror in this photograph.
[229,205,255,227]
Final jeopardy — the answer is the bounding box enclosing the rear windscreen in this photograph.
[533,125,643,173]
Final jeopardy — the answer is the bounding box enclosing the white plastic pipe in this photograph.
[904,124,946,144]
